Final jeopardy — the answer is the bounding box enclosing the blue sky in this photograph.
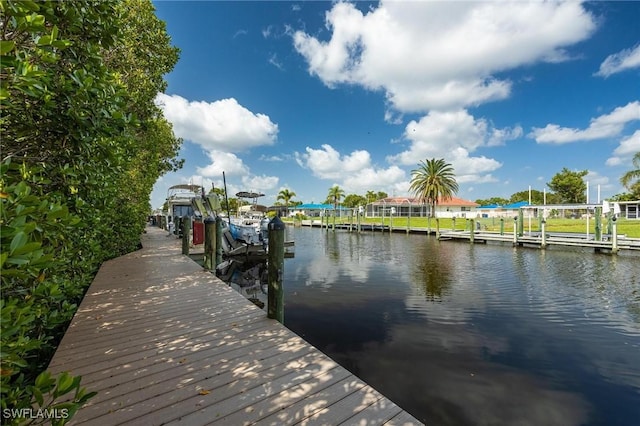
[150,1,640,209]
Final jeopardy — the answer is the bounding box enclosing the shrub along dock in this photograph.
[47,226,422,425]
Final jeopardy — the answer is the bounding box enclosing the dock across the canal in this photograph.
[299,220,640,254]
[47,226,422,425]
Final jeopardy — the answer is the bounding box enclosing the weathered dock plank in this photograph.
[47,226,423,425]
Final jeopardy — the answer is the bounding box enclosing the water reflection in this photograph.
[411,238,454,301]
[217,259,268,309]
[221,227,640,425]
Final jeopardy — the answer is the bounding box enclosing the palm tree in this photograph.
[327,185,345,211]
[409,158,459,217]
[365,190,376,203]
[276,188,296,216]
[621,151,640,197]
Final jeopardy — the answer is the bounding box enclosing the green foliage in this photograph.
[620,152,640,196]
[276,189,296,214]
[342,193,366,208]
[2,370,96,425]
[475,196,509,206]
[409,158,459,217]
[547,168,588,203]
[508,189,561,205]
[1,0,181,421]
[324,185,345,208]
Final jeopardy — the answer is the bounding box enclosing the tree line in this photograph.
[273,158,640,216]
[1,0,181,419]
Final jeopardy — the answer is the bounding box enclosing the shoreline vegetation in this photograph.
[282,216,640,238]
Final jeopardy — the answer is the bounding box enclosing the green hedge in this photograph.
[1,0,181,423]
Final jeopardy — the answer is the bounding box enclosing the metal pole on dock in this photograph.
[268,216,285,323]
[513,217,518,245]
[204,216,215,270]
[182,216,191,255]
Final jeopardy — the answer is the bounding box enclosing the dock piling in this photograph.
[204,216,215,270]
[182,216,191,255]
[268,216,285,323]
[215,217,223,265]
[470,219,474,243]
[595,207,602,241]
[612,217,619,254]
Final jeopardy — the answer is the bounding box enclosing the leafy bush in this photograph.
[1,0,181,422]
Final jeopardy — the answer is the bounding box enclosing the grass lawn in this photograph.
[293,216,640,238]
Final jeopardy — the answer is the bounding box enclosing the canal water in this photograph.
[223,226,640,425]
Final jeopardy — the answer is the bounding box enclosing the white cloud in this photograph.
[293,1,596,112]
[606,130,640,166]
[296,144,371,180]
[295,144,406,193]
[387,110,518,183]
[584,170,610,187]
[155,93,278,152]
[595,44,640,78]
[196,151,249,177]
[268,53,284,70]
[241,174,279,192]
[259,154,286,162]
[529,101,640,144]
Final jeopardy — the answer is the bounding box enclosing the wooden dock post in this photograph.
[470,219,474,243]
[611,217,619,254]
[435,218,440,239]
[541,219,547,248]
[406,214,410,234]
[500,218,504,235]
[268,216,285,323]
[204,216,215,270]
[215,217,223,265]
[595,206,602,241]
[513,217,518,245]
[182,216,191,255]
[518,209,524,236]
[452,217,456,231]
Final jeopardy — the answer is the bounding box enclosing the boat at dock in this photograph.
[164,185,294,258]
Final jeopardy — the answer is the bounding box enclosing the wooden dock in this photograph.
[47,226,422,425]
[299,220,640,254]
[437,230,640,253]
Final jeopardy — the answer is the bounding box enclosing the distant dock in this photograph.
[299,219,640,254]
[47,226,423,425]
